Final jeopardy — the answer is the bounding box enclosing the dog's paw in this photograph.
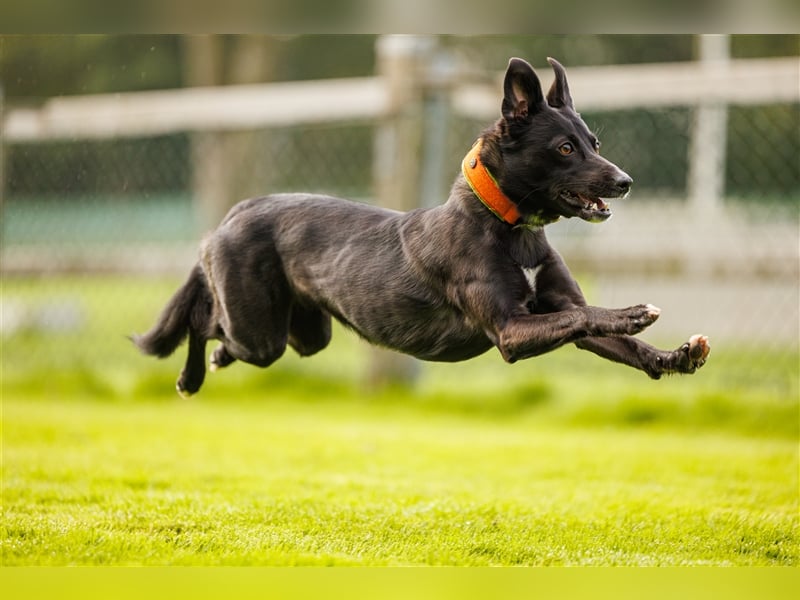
[672,334,710,374]
[176,366,204,398]
[176,379,193,399]
[623,303,661,335]
[687,333,710,367]
[644,303,661,322]
[210,344,236,372]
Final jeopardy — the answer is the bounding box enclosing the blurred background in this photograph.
[1,35,798,414]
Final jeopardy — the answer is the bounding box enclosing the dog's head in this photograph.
[486,57,632,224]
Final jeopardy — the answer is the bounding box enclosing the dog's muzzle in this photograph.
[558,172,632,223]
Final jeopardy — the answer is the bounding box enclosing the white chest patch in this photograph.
[522,265,543,295]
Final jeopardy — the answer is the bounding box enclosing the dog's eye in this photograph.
[558,142,574,156]
[594,140,601,152]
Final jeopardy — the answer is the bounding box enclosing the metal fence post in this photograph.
[688,34,730,217]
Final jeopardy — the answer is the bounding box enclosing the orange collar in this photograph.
[461,138,521,225]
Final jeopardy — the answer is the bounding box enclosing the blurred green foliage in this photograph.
[3,275,797,438]
[2,35,797,99]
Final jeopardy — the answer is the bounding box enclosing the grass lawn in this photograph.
[2,275,798,566]
[2,393,797,566]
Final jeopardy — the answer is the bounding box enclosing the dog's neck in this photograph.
[461,138,521,225]
[461,138,558,230]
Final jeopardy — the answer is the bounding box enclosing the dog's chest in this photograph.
[521,265,543,295]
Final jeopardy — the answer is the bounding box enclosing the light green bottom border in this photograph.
[1,566,798,600]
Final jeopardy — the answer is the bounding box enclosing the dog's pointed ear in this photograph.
[546,57,574,110]
[502,57,545,123]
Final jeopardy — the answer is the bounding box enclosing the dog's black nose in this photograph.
[615,174,633,194]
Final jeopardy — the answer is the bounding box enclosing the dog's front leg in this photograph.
[495,304,660,363]
[575,334,710,379]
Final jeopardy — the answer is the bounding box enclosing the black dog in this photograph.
[134,57,709,396]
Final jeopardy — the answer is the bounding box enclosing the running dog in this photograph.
[134,57,710,396]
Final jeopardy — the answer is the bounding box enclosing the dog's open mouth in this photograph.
[559,191,613,223]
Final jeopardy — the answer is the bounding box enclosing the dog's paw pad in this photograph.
[688,334,710,363]
[619,304,662,335]
[634,303,660,328]
[674,334,710,374]
[645,304,661,320]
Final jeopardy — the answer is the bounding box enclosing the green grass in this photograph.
[2,395,797,566]
[2,275,799,565]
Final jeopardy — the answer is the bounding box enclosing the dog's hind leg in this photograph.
[209,264,291,370]
[209,302,329,371]
[288,303,332,357]
[176,281,215,396]
[220,305,289,369]
[177,327,207,397]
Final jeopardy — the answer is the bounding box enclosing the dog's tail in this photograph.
[132,264,208,358]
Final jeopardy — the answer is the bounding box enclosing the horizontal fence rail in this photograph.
[3,77,389,141]
[453,57,800,118]
[4,58,798,141]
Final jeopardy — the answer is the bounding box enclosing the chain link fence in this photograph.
[2,51,798,391]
